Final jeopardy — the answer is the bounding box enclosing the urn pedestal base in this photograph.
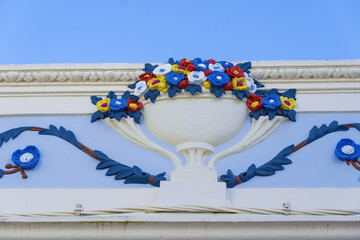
[156,181,230,206]
[154,167,230,206]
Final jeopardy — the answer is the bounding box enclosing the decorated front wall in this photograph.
[0,59,360,190]
[0,113,360,188]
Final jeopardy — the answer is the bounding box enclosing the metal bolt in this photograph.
[74,203,84,216]
[283,202,291,216]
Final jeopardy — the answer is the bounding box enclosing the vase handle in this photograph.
[207,116,284,169]
[102,118,183,169]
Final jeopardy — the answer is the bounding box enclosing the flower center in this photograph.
[129,103,138,109]
[284,100,291,106]
[216,76,222,80]
[152,80,160,85]
[251,101,259,108]
[174,77,178,80]
[20,153,34,163]
[269,99,275,103]
[137,86,142,90]
[101,103,108,107]
[144,75,149,78]
[341,145,355,155]
[234,70,239,74]
[115,101,121,105]
[237,81,243,86]
[160,69,165,73]
[193,74,199,78]
[214,66,220,70]
[178,66,186,70]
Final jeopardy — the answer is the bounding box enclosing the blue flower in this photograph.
[262,95,282,110]
[166,71,185,86]
[207,72,230,87]
[12,145,40,170]
[192,58,210,71]
[218,61,234,69]
[109,98,128,111]
[335,139,360,161]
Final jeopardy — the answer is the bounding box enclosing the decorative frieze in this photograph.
[0,60,359,84]
[0,70,142,83]
[250,67,360,81]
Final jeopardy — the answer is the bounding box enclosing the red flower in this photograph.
[180,58,191,67]
[223,80,233,91]
[139,72,155,82]
[178,80,189,89]
[226,66,244,78]
[207,59,216,64]
[246,93,263,111]
[204,70,213,76]
[186,63,195,72]
[126,99,142,112]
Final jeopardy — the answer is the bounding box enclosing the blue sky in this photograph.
[0,0,359,64]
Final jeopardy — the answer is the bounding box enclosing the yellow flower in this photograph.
[96,98,110,112]
[147,75,169,92]
[203,80,212,89]
[280,96,296,110]
[156,74,166,81]
[232,78,248,91]
[171,64,190,75]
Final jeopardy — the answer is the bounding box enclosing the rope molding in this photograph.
[1,206,360,218]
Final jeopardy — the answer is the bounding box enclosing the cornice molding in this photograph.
[252,60,360,81]
[0,60,359,84]
[0,60,359,115]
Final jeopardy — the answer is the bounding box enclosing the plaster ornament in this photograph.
[246,76,257,93]
[187,71,207,85]
[335,139,360,161]
[209,63,225,72]
[12,146,40,170]
[153,63,171,75]
[133,81,148,96]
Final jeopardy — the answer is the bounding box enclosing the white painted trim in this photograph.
[1,188,359,216]
[1,188,360,239]
[0,188,360,240]
[1,217,359,240]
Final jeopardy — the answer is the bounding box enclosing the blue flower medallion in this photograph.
[12,145,40,170]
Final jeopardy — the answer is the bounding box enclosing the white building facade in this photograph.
[0,59,360,239]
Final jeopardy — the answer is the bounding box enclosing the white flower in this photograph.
[153,63,171,75]
[134,81,148,96]
[209,63,225,72]
[246,77,257,93]
[188,71,207,85]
